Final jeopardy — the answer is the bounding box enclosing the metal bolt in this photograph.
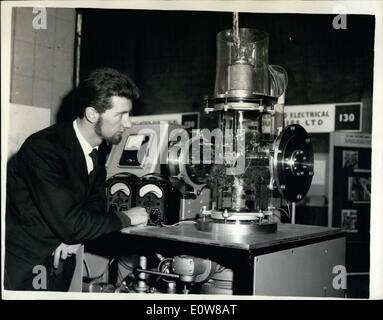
[280,185,286,190]
[297,194,302,200]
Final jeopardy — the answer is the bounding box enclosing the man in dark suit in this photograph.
[5,68,148,291]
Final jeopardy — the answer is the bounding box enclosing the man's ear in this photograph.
[84,107,100,124]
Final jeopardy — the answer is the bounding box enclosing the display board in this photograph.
[330,132,371,273]
[131,112,199,131]
[284,102,362,133]
[7,103,51,159]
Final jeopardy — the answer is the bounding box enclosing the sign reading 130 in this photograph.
[335,104,361,131]
[339,113,355,122]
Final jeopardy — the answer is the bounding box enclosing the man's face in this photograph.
[95,96,132,145]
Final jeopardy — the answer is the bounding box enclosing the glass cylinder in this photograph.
[208,110,278,213]
[214,28,270,97]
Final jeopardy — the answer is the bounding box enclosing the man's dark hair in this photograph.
[75,68,140,118]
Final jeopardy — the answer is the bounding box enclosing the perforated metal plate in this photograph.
[272,124,314,202]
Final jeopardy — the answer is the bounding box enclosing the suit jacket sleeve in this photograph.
[17,140,124,244]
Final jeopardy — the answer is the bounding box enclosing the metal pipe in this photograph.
[135,256,148,292]
[135,267,180,279]
[291,202,296,224]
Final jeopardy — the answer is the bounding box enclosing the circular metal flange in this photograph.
[211,93,278,102]
[167,136,212,196]
[204,94,277,110]
[272,124,314,202]
[211,210,265,221]
[195,218,278,234]
[214,102,263,112]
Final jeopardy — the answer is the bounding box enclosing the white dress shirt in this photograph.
[73,120,98,174]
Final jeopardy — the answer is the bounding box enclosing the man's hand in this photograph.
[121,207,149,226]
[52,243,82,269]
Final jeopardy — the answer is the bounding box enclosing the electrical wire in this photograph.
[269,65,288,97]
[83,258,91,278]
[119,262,133,272]
[275,207,290,219]
[116,257,135,288]
[118,258,134,272]
[90,257,115,280]
[286,201,291,219]
[161,220,197,227]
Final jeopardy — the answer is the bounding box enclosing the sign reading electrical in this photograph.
[284,103,362,133]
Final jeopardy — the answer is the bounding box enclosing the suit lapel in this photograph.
[57,122,89,187]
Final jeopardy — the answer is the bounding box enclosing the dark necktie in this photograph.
[88,149,99,185]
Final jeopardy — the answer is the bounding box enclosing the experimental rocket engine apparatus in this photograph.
[168,28,314,233]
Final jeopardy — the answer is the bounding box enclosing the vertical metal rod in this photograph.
[238,111,243,131]
[233,12,240,48]
[291,202,296,224]
[136,256,148,292]
[233,112,237,154]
